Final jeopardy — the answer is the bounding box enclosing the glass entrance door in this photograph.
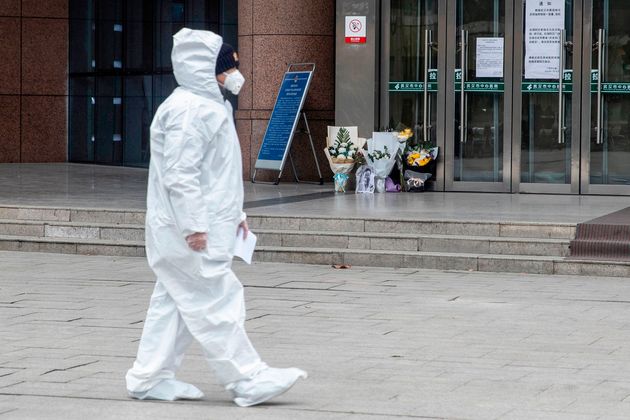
[581,0,630,194]
[382,0,442,187]
[445,0,513,191]
[513,0,581,193]
[382,0,630,195]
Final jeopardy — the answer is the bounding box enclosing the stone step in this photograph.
[0,206,145,224]
[0,234,624,277]
[0,235,145,257]
[0,219,144,241]
[248,215,576,239]
[255,246,630,277]
[256,230,570,257]
[0,219,570,257]
[0,205,576,240]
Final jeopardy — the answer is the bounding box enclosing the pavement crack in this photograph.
[246,314,269,321]
[246,285,355,292]
[448,296,460,301]
[41,360,98,376]
[0,381,24,389]
[553,298,630,304]
[283,407,451,419]
[0,408,18,416]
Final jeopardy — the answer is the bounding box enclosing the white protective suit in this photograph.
[126,29,268,396]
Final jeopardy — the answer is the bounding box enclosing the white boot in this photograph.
[129,379,204,401]
[227,367,307,407]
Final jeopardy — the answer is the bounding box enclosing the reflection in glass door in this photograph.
[448,0,512,190]
[386,0,438,144]
[583,0,630,194]
[517,0,577,192]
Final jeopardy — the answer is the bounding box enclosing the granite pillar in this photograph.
[0,0,68,163]
[237,0,335,182]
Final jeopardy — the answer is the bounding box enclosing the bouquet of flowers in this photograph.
[362,132,405,193]
[324,126,366,192]
[406,147,439,168]
[396,125,439,183]
[367,146,391,162]
[395,126,438,192]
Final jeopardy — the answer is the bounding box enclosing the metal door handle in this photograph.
[423,29,432,144]
[460,30,468,144]
[596,28,605,145]
[558,29,566,144]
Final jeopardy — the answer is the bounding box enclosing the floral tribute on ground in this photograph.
[324,126,366,192]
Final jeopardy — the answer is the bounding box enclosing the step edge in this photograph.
[248,214,577,227]
[257,246,630,267]
[0,235,144,247]
[0,219,144,229]
[255,229,571,243]
[256,246,564,261]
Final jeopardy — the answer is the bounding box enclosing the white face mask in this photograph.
[222,70,245,95]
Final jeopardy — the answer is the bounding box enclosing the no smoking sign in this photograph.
[345,16,366,44]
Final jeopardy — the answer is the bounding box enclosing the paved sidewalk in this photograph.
[3,252,630,419]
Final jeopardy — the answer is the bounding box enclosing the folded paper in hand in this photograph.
[233,228,257,264]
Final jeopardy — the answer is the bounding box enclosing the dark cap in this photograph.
[215,43,240,75]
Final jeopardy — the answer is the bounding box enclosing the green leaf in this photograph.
[336,127,351,146]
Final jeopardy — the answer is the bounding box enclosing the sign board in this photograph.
[454,69,505,93]
[598,82,630,93]
[521,81,572,93]
[428,69,438,83]
[345,16,366,44]
[255,70,313,171]
[524,0,565,79]
[522,70,573,93]
[389,69,438,92]
[476,37,504,78]
[589,70,630,93]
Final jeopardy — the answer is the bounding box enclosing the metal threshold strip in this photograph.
[243,191,336,209]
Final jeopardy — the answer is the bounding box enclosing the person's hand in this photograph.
[238,220,249,239]
[186,232,208,251]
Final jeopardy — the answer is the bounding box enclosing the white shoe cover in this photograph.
[227,367,307,407]
[129,379,204,401]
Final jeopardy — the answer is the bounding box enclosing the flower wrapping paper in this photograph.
[364,132,405,193]
[324,126,366,192]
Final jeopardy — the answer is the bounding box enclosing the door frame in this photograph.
[380,0,448,191]
[511,0,584,194]
[580,0,630,195]
[444,0,514,192]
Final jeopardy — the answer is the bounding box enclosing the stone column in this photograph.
[0,0,68,163]
[237,0,335,182]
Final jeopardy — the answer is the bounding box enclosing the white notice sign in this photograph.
[345,16,366,44]
[525,0,565,79]
[476,37,504,78]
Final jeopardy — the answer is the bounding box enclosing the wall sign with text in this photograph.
[524,0,565,79]
[255,71,313,171]
[345,16,366,44]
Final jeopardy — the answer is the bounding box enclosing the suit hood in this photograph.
[171,28,224,102]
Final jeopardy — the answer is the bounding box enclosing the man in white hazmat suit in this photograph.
[125,28,306,407]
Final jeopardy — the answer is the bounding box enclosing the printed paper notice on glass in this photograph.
[476,37,504,78]
[524,0,565,79]
[233,229,257,265]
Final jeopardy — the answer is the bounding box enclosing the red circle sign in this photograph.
[349,19,362,33]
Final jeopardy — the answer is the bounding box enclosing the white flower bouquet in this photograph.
[362,132,405,193]
[324,126,366,192]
